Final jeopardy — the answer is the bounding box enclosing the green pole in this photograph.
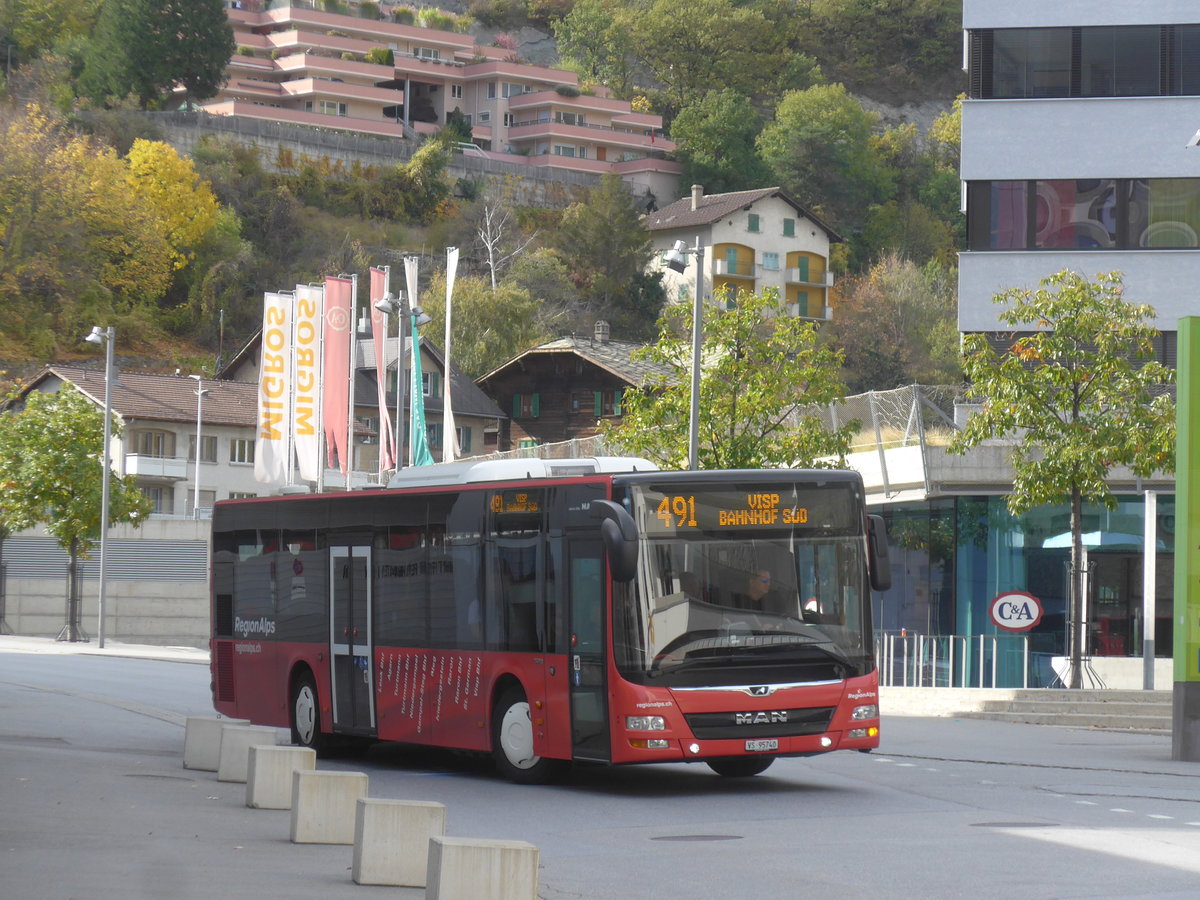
[1174,316,1200,760]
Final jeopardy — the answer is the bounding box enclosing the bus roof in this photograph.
[384,456,659,488]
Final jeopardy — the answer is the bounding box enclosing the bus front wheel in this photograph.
[291,672,327,756]
[492,688,562,784]
[707,756,775,777]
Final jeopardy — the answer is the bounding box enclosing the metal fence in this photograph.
[874,631,1034,689]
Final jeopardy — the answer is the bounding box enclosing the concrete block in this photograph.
[351,798,446,886]
[216,724,278,783]
[183,716,248,771]
[426,835,539,900]
[289,770,369,845]
[245,745,317,809]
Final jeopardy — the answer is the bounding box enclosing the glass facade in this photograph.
[872,494,1174,686]
[972,25,1200,100]
[968,179,1200,251]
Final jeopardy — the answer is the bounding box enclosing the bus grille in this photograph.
[684,706,835,740]
[215,642,235,703]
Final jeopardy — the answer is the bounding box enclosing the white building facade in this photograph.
[960,0,1200,367]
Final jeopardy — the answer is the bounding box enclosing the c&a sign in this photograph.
[989,591,1044,632]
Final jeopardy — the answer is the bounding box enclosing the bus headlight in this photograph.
[851,704,878,720]
[626,715,666,731]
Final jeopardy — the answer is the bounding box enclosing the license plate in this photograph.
[745,739,778,752]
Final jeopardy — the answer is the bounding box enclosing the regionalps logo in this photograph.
[234,616,277,638]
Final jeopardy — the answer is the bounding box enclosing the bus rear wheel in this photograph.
[291,672,327,756]
[492,688,562,785]
[706,756,775,778]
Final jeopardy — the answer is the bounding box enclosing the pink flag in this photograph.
[323,275,353,474]
[369,267,396,473]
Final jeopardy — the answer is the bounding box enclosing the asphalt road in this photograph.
[2,637,1200,899]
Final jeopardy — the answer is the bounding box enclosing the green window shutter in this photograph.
[748,213,760,232]
[725,247,738,272]
[532,392,540,418]
[614,388,623,416]
[798,256,809,282]
[783,218,795,236]
[594,391,602,416]
[461,427,471,453]
[513,395,521,417]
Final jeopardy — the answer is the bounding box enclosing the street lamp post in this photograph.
[189,375,210,518]
[665,238,706,470]
[84,325,114,648]
[374,291,430,472]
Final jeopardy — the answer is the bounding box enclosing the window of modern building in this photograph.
[967,178,1200,250]
[972,24,1200,99]
[1080,26,1160,97]
[451,84,463,99]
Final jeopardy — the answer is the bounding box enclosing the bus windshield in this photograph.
[613,479,873,687]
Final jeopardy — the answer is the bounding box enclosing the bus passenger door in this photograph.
[568,540,610,762]
[329,545,375,735]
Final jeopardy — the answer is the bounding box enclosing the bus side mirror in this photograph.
[868,514,891,592]
[591,500,638,583]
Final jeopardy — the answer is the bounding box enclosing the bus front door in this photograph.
[329,545,375,735]
[568,542,610,762]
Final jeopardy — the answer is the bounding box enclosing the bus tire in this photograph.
[706,756,775,778]
[291,671,327,756]
[492,688,561,785]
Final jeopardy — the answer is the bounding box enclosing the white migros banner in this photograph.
[293,284,324,481]
[255,291,293,484]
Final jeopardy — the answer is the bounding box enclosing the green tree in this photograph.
[828,254,960,392]
[605,287,856,469]
[0,388,151,640]
[949,270,1175,689]
[757,83,892,230]
[669,90,773,193]
[552,174,657,335]
[623,0,800,113]
[77,0,234,108]
[552,0,634,97]
[420,273,548,378]
[2,0,98,62]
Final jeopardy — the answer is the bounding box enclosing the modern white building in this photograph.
[960,0,1200,368]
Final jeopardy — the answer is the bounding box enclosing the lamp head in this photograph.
[664,239,689,273]
[412,306,432,327]
[85,325,107,345]
[374,291,405,314]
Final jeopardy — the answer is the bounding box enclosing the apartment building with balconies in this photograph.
[961,0,1200,365]
[645,185,842,320]
[207,2,681,197]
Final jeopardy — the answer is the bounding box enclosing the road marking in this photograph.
[1148,814,1174,820]
[1110,808,1132,813]
[1075,800,1097,806]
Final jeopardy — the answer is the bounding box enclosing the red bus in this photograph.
[210,458,891,782]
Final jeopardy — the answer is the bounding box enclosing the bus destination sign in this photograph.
[645,488,818,534]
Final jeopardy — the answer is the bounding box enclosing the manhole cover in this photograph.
[650,835,744,842]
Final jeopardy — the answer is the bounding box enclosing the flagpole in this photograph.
[346,274,357,488]
[443,247,458,463]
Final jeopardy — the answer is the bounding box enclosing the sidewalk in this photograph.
[0,633,210,664]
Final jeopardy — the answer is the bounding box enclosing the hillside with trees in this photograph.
[0,0,965,392]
